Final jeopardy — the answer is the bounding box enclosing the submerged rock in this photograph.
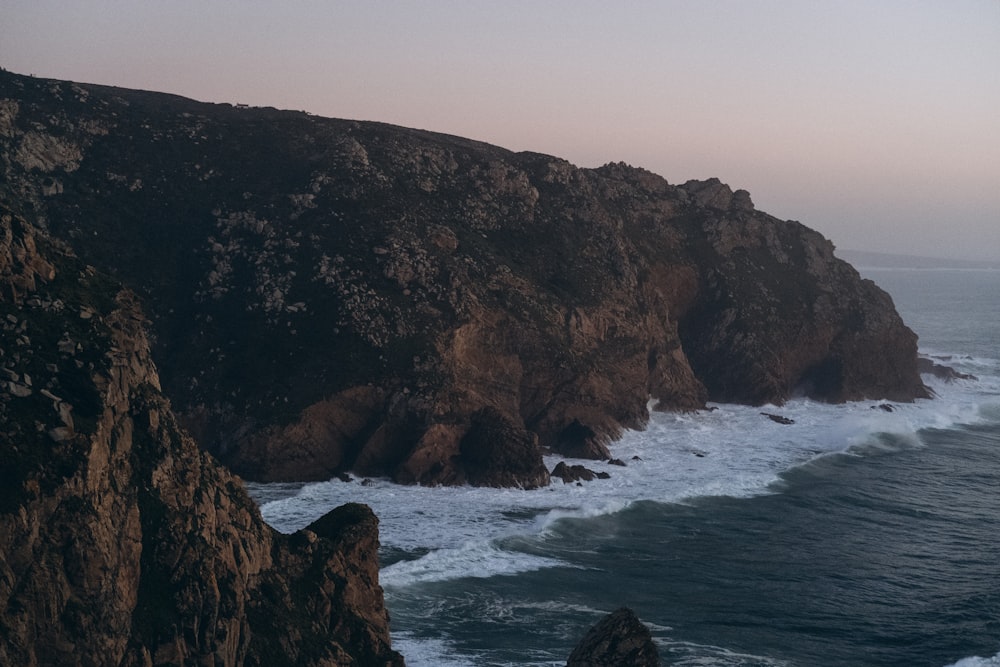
[918,356,977,382]
[762,412,795,425]
[551,461,610,483]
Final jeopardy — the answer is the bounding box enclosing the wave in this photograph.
[251,352,999,592]
[245,270,1000,666]
[944,651,1000,667]
[661,640,791,667]
[380,541,569,588]
[388,634,483,667]
[921,350,999,371]
[921,353,1000,394]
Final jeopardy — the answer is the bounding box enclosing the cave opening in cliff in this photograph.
[796,358,845,401]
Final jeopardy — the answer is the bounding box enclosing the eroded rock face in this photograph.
[0,206,402,666]
[0,69,928,486]
[566,607,660,667]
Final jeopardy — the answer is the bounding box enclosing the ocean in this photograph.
[249,266,1000,667]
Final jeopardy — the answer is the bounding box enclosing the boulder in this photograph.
[762,412,795,425]
[566,607,660,667]
[460,407,551,489]
[551,461,610,483]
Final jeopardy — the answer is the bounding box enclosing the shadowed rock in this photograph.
[0,206,403,666]
[551,461,610,483]
[762,412,795,425]
[0,69,929,487]
[918,356,977,382]
[566,607,660,667]
[460,406,551,488]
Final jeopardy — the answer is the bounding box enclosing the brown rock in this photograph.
[0,69,929,488]
[459,407,550,489]
[393,422,465,485]
[228,385,387,482]
[0,207,403,667]
[553,418,612,460]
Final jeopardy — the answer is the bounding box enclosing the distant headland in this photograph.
[839,249,1000,271]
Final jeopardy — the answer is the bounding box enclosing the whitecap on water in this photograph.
[944,651,1000,667]
[660,639,792,667]
[389,634,484,667]
[244,353,1000,667]
[380,541,568,588]
[251,365,998,590]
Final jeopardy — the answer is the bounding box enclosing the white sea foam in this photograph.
[661,639,791,667]
[380,541,568,588]
[246,360,1000,667]
[389,634,484,667]
[944,651,1000,667]
[244,269,1000,667]
[252,363,998,593]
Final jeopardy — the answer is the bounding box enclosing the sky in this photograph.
[2,1,999,261]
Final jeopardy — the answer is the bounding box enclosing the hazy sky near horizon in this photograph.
[2,1,998,261]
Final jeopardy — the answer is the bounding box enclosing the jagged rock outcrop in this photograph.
[551,461,610,484]
[0,69,928,485]
[918,355,977,383]
[0,205,403,666]
[566,607,661,666]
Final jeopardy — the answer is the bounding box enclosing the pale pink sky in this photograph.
[3,1,998,261]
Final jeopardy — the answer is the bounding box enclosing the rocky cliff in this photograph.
[0,203,402,665]
[0,69,929,486]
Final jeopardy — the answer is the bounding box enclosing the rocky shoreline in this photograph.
[1,69,930,664]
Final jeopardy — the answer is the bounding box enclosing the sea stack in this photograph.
[566,607,661,666]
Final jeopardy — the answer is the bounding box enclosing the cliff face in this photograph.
[0,70,928,486]
[0,205,402,665]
